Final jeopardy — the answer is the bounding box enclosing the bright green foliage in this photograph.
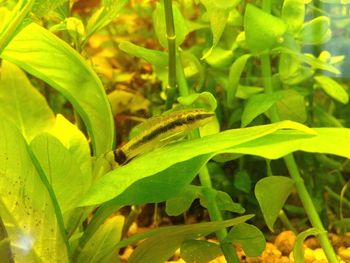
[1,23,114,155]
[0,61,55,141]
[127,215,253,263]
[0,119,69,262]
[76,216,124,263]
[255,176,295,231]
[180,240,222,263]
[244,4,287,52]
[276,90,307,123]
[296,16,331,45]
[241,92,283,127]
[314,75,349,104]
[225,223,266,257]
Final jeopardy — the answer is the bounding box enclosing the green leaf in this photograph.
[0,118,69,262]
[153,2,189,48]
[282,0,305,33]
[200,190,245,213]
[225,223,266,257]
[314,75,349,104]
[0,60,55,141]
[166,186,199,216]
[30,133,90,214]
[244,4,287,52]
[106,155,211,206]
[241,92,283,127]
[80,121,315,206]
[119,41,168,85]
[180,240,222,263]
[1,23,114,155]
[204,46,234,68]
[127,215,254,263]
[274,47,340,74]
[255,176,295,231]
[48,114,92,177]
[76,216,124,263]
[200,0,239,58]
[177,91,217,111]
[297,16,331,45]
[276,89,307,123]
[293,228,324,263]
[32,0,68,18]
[227,54,251,105]
[86,0,127,40]
[233,170,252,193]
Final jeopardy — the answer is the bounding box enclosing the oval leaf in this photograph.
[180,240,221,263]
[242,92,283,127]
[244,4,287,52]
[225,223,266,257]
[314,75,349,104]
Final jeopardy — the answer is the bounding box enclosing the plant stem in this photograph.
[199,166,240,263]
[260,51,338,262]
[163,0,177,110]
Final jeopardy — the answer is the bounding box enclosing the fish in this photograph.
[111,108,215,165]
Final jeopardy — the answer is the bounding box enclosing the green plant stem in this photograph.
[260,52,338,262]
[163,0,177,110]
[199,166,240,263]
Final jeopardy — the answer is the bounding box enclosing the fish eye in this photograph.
[187,115,195,122]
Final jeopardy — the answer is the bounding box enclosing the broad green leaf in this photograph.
[232,127,350,159]
[293,228,323,263]
[204,46,234,68]
[0,118,69,262]
[30,133,90,214]
[49,114,92,177]
[227,54,251,105]
[241,92,283,127]
[297,16,331,45]
[119,41,168,85]
[166,186,199,216]
[1,23,114,155]
[282,0,305,33]
[76,216,124,263]
[225,223,266,257]
[153,2,189,48]
[314,75,349,104]
[255,176,295,231]
[276,89,307,123]
[244,4,287,52]
[80,121,315,206]
[127,215,254,263]
[0,60,55,141]
[180,240,221,263]
[106,155,211,206]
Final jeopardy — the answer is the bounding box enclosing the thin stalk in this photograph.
[198,166,240,263]
[260,51,338,262]
[163,0,177,110]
